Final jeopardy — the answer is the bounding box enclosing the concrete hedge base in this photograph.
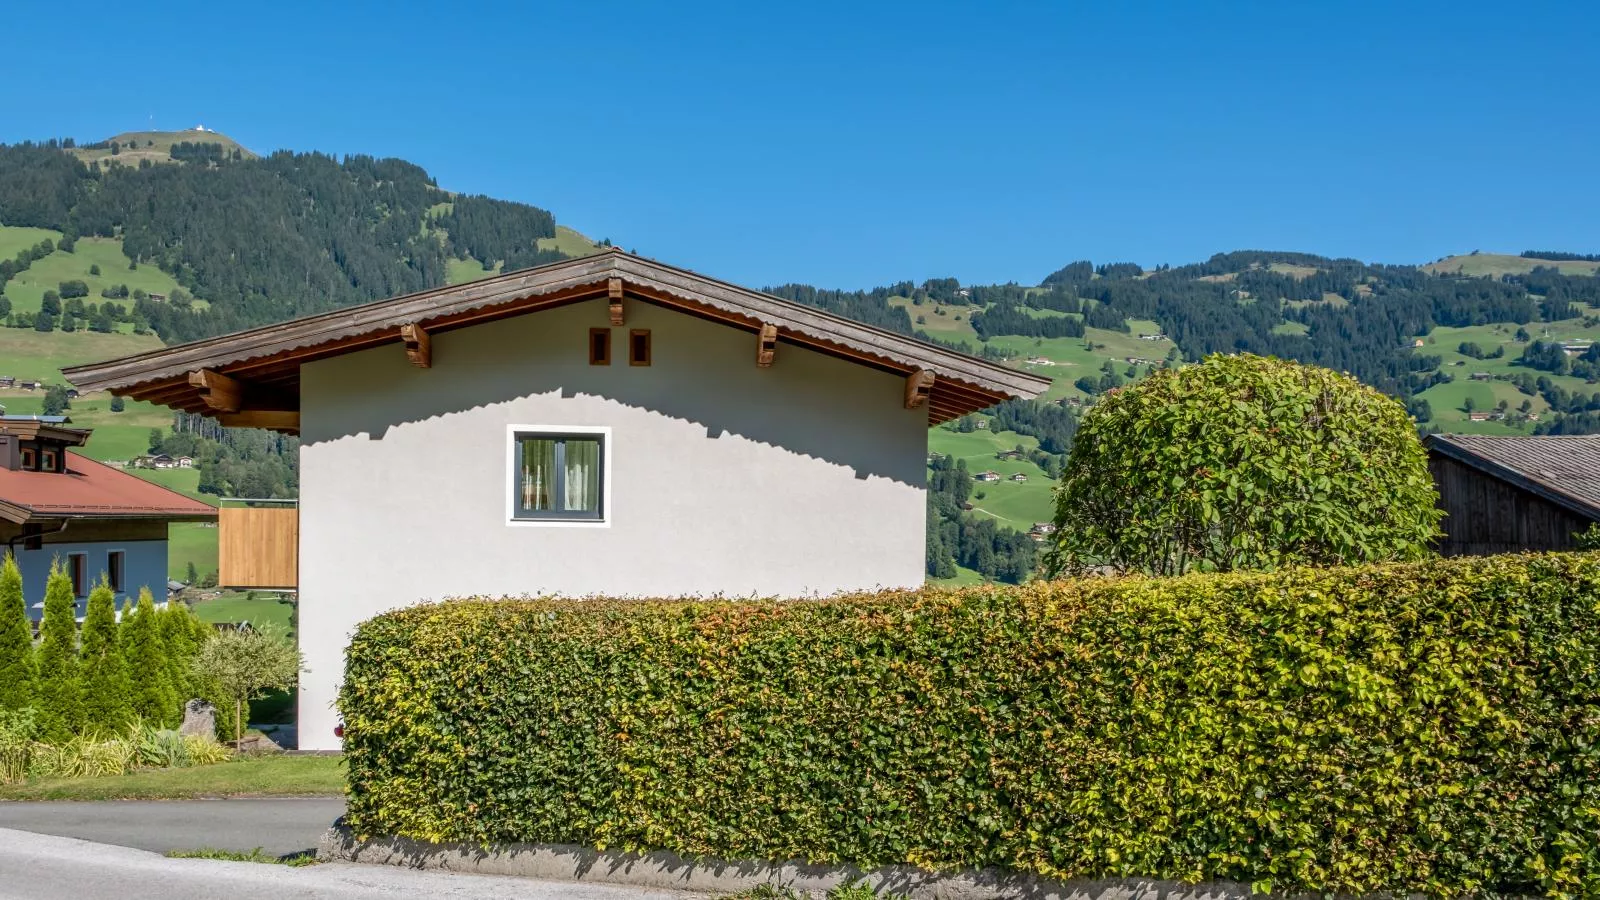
[317,824,1268,899]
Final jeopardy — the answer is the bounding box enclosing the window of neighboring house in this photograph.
[107,551,125,594]
[510,429,608,523]
[628,329,652,366]
[66,553,88,599]
[589,328,612,365]
[40,449,57,473]
[19,448,36,471]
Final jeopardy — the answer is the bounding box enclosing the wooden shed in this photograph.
[1425,434,1600,556]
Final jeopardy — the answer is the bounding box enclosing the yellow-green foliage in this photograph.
[342,554,1600,897]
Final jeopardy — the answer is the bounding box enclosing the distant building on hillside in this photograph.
[1426,434,1600,555]
[1010,472,1028,482]
[975,470,1001,482]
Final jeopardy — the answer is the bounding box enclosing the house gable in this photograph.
[62,250,1050,432]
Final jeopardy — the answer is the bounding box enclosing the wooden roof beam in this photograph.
[187,369,297,414]
[219,410,300,433]
[757,323,778,367]
[609,277,624,325]
[401,323,431,369]
[905,369,936,409]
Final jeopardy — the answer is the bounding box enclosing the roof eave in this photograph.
[1426,435,1600,521]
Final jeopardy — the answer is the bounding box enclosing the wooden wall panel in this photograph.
[1429,455,1591,556]
[219,507,298,588]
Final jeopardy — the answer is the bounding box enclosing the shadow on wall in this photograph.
[298,299,929,488]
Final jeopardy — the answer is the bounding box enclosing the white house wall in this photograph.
[296,297,929,750]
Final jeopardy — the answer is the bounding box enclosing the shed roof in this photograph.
[62,249,1051,430]
[1426,433,1600,521]
[0,451,219,524]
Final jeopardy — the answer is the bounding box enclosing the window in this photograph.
[107,551,125,593]
[510,429,608,523]
[40,450,57,473]
[588,328,612,365]
[629,329,652,366]
[66,553,87,599]
[19,448,36,471]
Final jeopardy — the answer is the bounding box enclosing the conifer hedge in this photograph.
[340,554,1600,897]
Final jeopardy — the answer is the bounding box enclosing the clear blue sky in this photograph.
[6,0,1597,287]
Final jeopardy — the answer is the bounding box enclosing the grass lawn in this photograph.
[928,564,989,587]
[0,326,163,386]
[0,224,60,261]
[168,522,220,582]
[190,590,295,633]
[536,224,602,258]
[445,255,497,285]
[2,235,200,314]
[1423,253,1600,278]
[928,424,1056,531]
[0,755,342,801]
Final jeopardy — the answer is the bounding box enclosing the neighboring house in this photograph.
[975,470,1002,482]
[17,381,41,391]
[1010,472,1028,483]
[175,455,195,468]
[64,249,1050,750]
[0,416,217,621]
[996,450,1023,461]
[1425,434,1600,556]
[0,377,14,388]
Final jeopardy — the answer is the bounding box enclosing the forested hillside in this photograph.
[3,132,1598,585]
[0,137,587,343]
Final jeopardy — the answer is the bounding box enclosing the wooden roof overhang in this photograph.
[62,249,1050,434]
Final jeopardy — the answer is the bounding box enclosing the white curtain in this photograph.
[521,439,556,511]
[564,439,600,512]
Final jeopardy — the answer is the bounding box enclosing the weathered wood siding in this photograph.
[1430,454,1593,555]
[219,507,298,588]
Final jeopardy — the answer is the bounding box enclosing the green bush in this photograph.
[341,554,1600,897]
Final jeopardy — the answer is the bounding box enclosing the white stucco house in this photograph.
[64,250,1049,750]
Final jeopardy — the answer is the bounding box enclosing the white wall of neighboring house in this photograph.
[295,297,930,749]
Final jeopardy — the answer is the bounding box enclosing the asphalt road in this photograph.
[0,797,346,857]
[0,828,705,900]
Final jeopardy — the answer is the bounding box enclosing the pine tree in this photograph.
[123,588,178,726]
[0,554,34,711]
[35,561,81,742]
[157,602,195,704]
[79,579,132,736]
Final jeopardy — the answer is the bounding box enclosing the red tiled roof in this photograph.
[0,452,218,523]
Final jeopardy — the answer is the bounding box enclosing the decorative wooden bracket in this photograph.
[608,278,624,325]
[904,369,935,409]
[401,323,431,369]
[757,323,778,367]
[188,369,243,413]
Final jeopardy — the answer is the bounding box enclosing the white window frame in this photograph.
[505,424,612,529]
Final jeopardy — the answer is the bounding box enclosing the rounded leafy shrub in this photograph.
[1046,352,1441,576]
[341,553,1600,897]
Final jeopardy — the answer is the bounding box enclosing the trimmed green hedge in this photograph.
[341,554,1600,897]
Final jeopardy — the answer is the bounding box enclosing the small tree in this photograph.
[122,588,178,727]
[35,561,81,741]
[1046,353,1443,577]
[41,385,72,416]
[0,554,34,711]
[192,625,302,747]
[110,396,125,413]
[79,579,132,735]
